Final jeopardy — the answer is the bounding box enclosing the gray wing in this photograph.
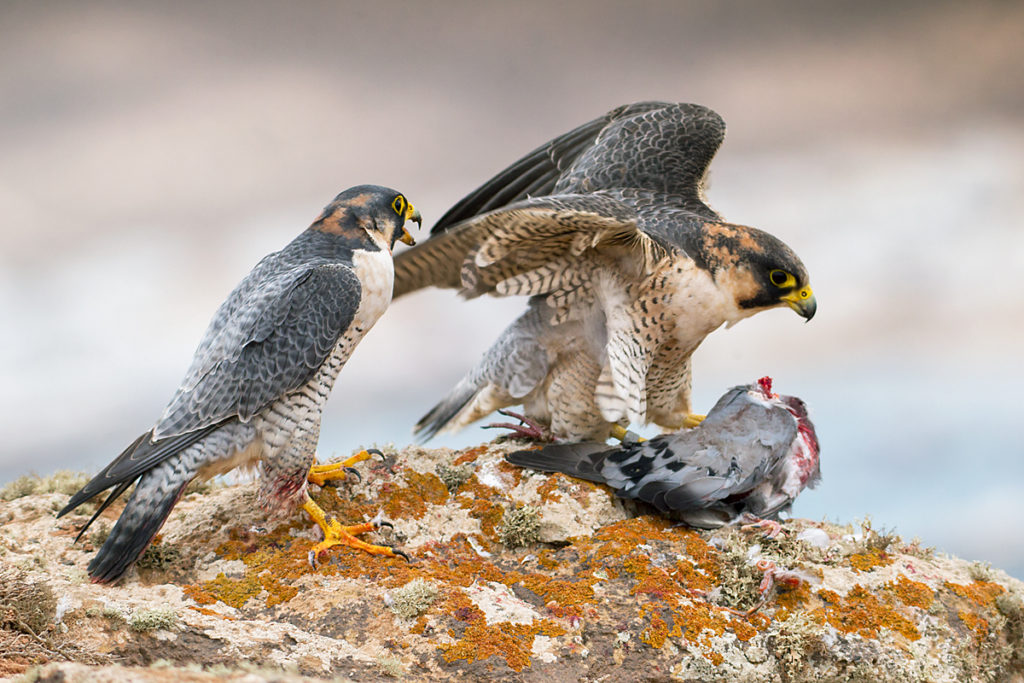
[597,386,798,512]
[430,101,674,234]
[153,262,362,439]
[553,102,725,218]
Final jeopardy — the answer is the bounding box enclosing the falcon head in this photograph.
[701,223,816,322]
[314,185,422,251]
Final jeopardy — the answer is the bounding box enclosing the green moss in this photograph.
[499,505,541,548]
[129,605,178,632]
[389,578,439,619]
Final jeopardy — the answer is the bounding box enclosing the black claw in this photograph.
[376,520,395,530]
[366,448,386,461]
[343,467,362,483]
[392,548,412,562]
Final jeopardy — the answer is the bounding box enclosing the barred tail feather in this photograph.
[88,464,195,583]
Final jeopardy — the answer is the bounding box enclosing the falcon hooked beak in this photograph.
[782,286,816,321]
[399,204,422,246]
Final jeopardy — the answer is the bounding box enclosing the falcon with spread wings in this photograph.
[395,102,815,441]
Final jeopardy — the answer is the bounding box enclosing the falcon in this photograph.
[506,377,820,530]
[59,185,421,583]
[394,102,816,442]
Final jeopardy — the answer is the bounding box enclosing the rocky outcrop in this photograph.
[1,442,1022,681]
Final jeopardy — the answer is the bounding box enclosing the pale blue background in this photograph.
[2,1,1022,577]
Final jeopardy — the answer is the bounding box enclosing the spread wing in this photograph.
[154,261,362,439]
[430,101,674,234]
[394,193,670,301]
[394,101,726,300]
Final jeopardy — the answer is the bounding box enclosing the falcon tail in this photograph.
[58,426,216,582]
[413,377,483,443]
[88,465,194,583]
[505,442,612,484]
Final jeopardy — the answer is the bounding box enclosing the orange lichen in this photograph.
[453,446,488,466]
[814,584,919,641]
[520,574,597,609]
[495,460,525,487]
[945,580,1006,607]
[187,606,236,620]
[774,580,812,611]
[958,610,990,639]
[847,547,895,573]
[455,476,507,541]
[184,572,262,610]
[884,575,934,610]
[670,557,716,593]
[730,618,757,642]
[536,474,565,504]
[640,609,673,648]
[379,470,449,520]
[437,583,567,672]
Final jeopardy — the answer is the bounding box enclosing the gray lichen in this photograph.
[388,578,439,620]
[129,605,178,632]
[499,504,541,548]
[436,463,473,492]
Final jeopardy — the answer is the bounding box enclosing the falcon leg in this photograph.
[307,448,384,486]
[302,494,408,564]
[609,424,645,444]
[739,513,784,539]
[682,413,706,429]
[483,409,550,441]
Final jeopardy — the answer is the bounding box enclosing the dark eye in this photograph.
[392,195,405,215]
[769,269,795,288]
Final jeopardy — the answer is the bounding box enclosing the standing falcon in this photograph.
[59,185,421,583]
[394,102,816,442]
[506,377,820,530]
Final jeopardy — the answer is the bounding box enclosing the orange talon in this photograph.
[307,448,383,486]
[682,413,706,429]
[302,495,405,565]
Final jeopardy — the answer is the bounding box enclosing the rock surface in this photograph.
[1,441,1022,682]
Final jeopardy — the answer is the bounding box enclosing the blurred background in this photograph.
[2,1,1022,577]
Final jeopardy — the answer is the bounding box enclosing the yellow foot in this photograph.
[302,495,408,565]
[609,424,646,443]
[307,448,383,486]
[682,414,706,429]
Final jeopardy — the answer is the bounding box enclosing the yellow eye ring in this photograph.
[392,195,405,215]
[769,269,796,288]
